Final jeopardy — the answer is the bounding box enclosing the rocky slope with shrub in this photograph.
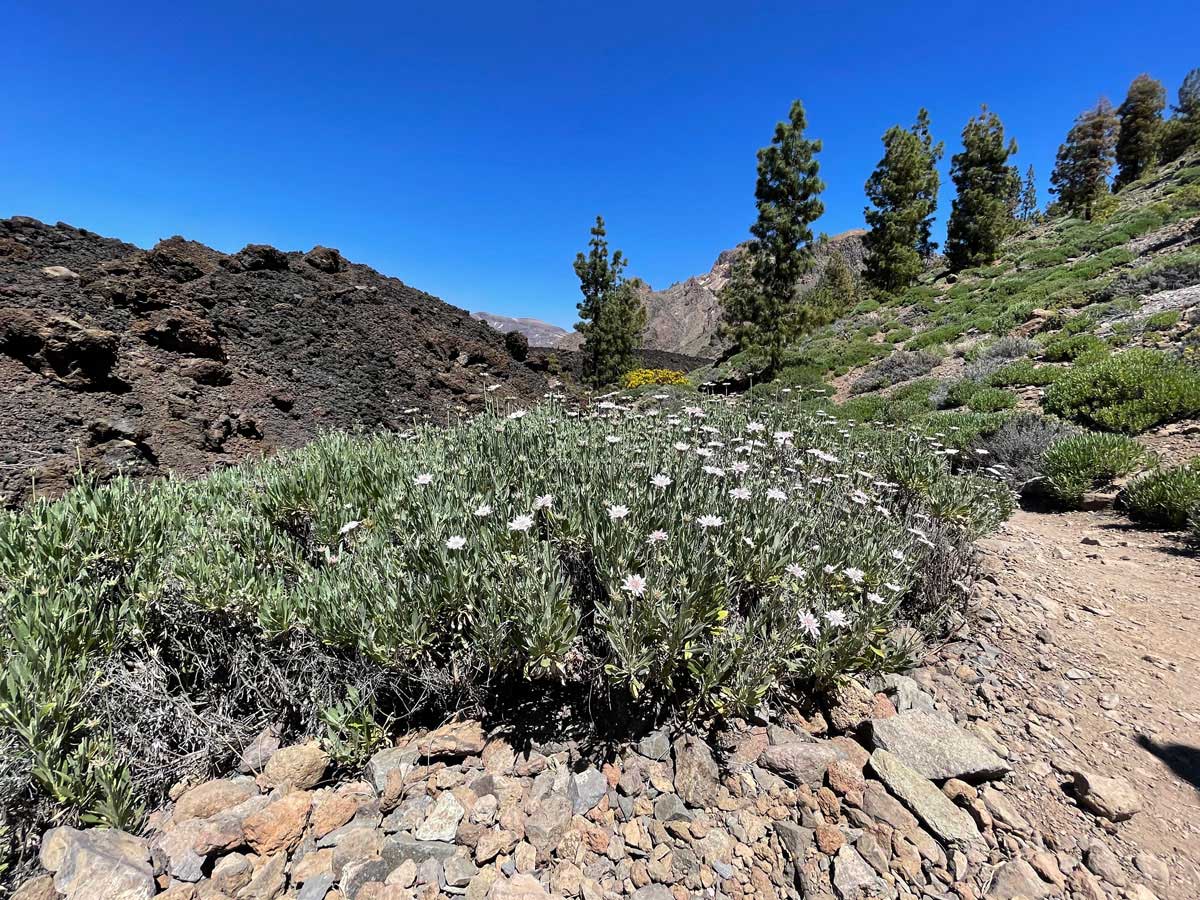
[0,217,548,505]
[712,149,1200,538]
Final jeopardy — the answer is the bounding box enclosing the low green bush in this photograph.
[0,399,1010,835]
[986,360,1063,388]
[1044,349,1200,433]
[1041,333,1108,362]
[966,387,1019,412]
[1119,461,1200,529]
[1040,432,1153,507]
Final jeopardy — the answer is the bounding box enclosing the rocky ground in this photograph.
[14,502,1196,900]
[0,217,548,505]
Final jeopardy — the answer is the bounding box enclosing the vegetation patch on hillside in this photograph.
[0,396,1011,841]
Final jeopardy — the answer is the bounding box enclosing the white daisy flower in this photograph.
[696,514,724,530]
[798,610,820,638]
[622,573,647,596]
[413,473,433,486]
[651,474,672,489]
[824,609,849,628]
[446,535,467,551]
[607,504,629,520]
[647,530,668,544]
[508,514,534,532]
[474,504,493,517]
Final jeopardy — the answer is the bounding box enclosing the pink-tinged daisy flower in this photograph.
[647,530,668,544]
[534,494,555,510]
[766,488,787,502]
[842,567,865,584]
[798,610,820,638]
[622,573,647,596]
[728,487,751,501]
[414,473,433,486]
[785,563,806,580]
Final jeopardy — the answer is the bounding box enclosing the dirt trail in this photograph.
[972,507,1200,896]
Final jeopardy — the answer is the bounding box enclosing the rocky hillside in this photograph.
[472,311,571,348]
[559,230,867,357]
[0,217,547,504]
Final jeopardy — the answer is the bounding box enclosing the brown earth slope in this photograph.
[0,217,547,505]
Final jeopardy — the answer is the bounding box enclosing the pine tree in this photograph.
[913,108,944,257]
[863,109,943,292]
[1114,74,1167,189]
[1160,67,1200,163]
[722,99,825,372]
[573,216,645,384]
[805,252,858,327]
[1178,67,1200,119]
[1050,99,1119,219]
[1017,165,1038,221]
[945,107,1020,271]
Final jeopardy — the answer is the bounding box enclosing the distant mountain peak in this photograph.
[472,311,570,348]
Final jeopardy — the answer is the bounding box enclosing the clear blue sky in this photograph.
[3,2,1196,328]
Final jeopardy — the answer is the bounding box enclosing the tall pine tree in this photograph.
[722,99,825,372]
[863,109,943,292]
[1160,67,1200,163]
[573,216,646,385]
[913,108,943,258]
[1016,165,1038,222]
[1114,74,1166,189]
[1050,99,1119,219]
[945,107,1020,271]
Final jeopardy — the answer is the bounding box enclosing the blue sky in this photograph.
[3,2,1197,328]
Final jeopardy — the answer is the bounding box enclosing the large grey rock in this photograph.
[415,792,464,842]
[985,859,1052,899]
[1072,769,1141,822]
[636,729,671,761]
[773,822,815,861]
[340,856,390,897]
[868,750,980,848]
[869,673,935,713]
[868,712,1010,781]
[366,746,420,794]
[524,794,573,858]
[568,767,607,815]
[296,872,335,900]
[832,844,890,899]
[673,735,720,808]
[758,742,850,787]
[630,886,675,900]
[39,827,155,900]
[381,834,460,867]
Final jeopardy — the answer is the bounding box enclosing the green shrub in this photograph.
[1119,461,1200,529]
[966,387,1018,413]
[1044,349,1200,433]
[1041,333,1107,362]
[1040,432,1153,507]
[0,400,1011,834]
[986,360,1063,388]
[1144,310,1181,331]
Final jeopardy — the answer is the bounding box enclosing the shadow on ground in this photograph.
[1137,734,1200,791]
